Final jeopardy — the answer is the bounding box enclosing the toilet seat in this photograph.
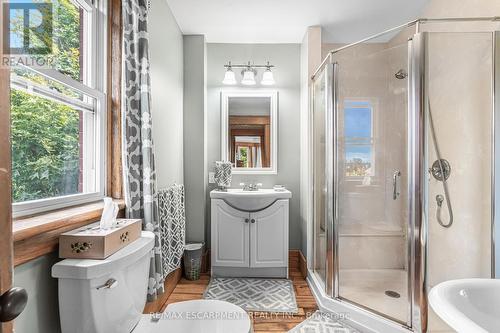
[133,300,252,333]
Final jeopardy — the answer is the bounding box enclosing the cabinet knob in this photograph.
[244,218,249,223]
[250,219,256,223]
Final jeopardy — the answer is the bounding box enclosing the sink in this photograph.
[210,188,292,211]
[429,279,500,333]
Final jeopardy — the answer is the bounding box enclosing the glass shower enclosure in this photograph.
[311,19,499,332]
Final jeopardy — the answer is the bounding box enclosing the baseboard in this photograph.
[143,267,182,313]
[212,266,287,278]
[289,249,307,279]
[299,250,307,279]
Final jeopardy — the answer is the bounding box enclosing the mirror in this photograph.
[221,91,278,174]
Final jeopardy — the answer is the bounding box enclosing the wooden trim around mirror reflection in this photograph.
[220,90,278,174]
[229,116,271,167]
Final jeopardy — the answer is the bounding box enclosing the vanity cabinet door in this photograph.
[250,200,289,268]
[211,200,250,267]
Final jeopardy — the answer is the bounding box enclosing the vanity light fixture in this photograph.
[241,64,257,86]
[222,62,237,85]
[222,61,275,86]
[261,62,275,86]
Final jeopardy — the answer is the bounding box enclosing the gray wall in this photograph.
[150,0,184,187]
[13,2,185,331]
[183,35,208,243]
[205,43,302,249]
[14,253,61,333]
[299,26,322,260]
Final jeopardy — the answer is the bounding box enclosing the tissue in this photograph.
[100,197,119,229]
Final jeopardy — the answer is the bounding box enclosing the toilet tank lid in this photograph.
[52,231,154,280]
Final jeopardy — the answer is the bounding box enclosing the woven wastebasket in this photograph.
[183,243,203,280]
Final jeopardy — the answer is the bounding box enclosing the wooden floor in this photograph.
[162,256,318,332]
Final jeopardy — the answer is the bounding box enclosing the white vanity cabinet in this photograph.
[211,200,250,268]
[250,200,288,268]
[210,192,290,278]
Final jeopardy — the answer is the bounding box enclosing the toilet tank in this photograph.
[52,231,155,333]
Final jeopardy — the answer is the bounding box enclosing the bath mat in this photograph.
[288,311,361,333]
[204,277,298,313]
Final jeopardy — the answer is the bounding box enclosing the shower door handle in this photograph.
[393,170,401,200]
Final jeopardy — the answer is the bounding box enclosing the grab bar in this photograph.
[393,170,401,200]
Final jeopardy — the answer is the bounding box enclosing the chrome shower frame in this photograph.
[409,32,427,333]
[310,17,500,333]
[494,31,500,278]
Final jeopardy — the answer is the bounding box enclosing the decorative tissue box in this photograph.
[59,219,142,259]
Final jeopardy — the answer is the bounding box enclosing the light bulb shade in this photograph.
[241,69,256,85]
[222,69,237,85]
[261,69,275,85]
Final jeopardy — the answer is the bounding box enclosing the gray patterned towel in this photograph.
[214,161,232,188]
[157,184,185,277]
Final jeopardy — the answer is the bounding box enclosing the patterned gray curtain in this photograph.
[122,0,164,301]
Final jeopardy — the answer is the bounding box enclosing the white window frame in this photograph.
[343,99,376,179]
[12,0,108,217]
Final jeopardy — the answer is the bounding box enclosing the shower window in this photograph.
[343,100,374,178]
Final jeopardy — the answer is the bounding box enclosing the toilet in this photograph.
[52,231,251,333]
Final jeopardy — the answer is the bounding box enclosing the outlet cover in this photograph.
[208,172,215,183]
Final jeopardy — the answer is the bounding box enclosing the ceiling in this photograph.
[165,0,428,43]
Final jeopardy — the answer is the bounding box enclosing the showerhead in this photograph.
[395,69,407,80]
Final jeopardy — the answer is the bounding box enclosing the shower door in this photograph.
[312,65,332,291]
[334,42,411,325]
[312,40,411,324]
[311,22,498,333]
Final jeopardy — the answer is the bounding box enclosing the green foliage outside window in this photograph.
[239,148,248,168]
[11,0,83,203]
[11,90,80,202]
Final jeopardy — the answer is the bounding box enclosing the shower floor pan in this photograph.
[339,268,408,323]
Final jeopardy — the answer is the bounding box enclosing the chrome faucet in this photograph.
[240,182,262,191]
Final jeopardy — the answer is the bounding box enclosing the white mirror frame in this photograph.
[221,90,278,174]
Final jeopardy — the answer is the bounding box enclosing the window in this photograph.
[234,136,263,169]
[236,146,249,168]
[10,0,107,216]
[343,100,374,178]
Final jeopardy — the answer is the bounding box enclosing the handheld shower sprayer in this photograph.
[428,101,453,228]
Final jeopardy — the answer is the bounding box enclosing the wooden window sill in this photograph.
[13,199,125,266]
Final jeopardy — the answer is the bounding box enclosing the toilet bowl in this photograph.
[52,231,251,333]
[134,299,251,333]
